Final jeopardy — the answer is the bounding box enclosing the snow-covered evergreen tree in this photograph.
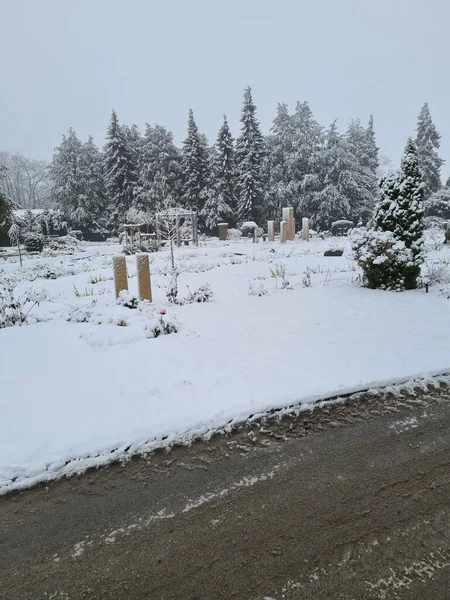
[235,87,264,223]
[415,103,444,198]
[365,115,379,174]
[125,124,142,205]
[0,166,12,245]
[181,109,210,226]
[310,122,375,229]
[424,187,450,219]
[204,115,236,229]
[346,117,379,175]
[374,138,424,288]
[103,110,134,233]
[265,103,295,220]
[49,128,84,219]
[290,101,323,218]
[75,137,107,236]
[136,124,182,215]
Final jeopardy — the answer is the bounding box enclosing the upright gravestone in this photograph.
[113,255,129,299]
[136,253,152,302]
[302,217,310,242]
[280,221,287,243]
[218,223,228,241]
[267,220,274,242]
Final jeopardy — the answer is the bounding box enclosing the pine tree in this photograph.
[103,110,133,233]
[49,127,84,219]
[415,103,444,198]
[235,87,264,223]
[204,115,236,229]
[374,138,424,288]
[181,109,210,226]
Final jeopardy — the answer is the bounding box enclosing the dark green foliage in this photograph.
[24,232,44,253]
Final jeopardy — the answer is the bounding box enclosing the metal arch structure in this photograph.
[155,209,198,248]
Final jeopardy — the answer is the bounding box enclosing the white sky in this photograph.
[1,0,449,176]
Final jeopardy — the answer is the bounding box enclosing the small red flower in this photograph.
[160,310,167,316]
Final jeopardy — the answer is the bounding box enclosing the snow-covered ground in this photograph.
[1,230,450,494]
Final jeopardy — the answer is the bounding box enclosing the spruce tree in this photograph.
[125,124,142,205]
[235,87,264,223]
[266,103,295,220]
[290,101,324,218]
[311,122,375,229]
[103,110,133,233]
[204,115,236,229]
[365,115,379,174]
[136,124,182,214]
[75,136,107,237]
[181,109,210,226]
[415,103,444,198]
[374,138,424,288]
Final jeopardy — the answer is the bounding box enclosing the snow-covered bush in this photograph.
[351,228,414,291]
[419,261,450,288]
[248,277,267,296]
[145,312,178,338]
[240,221,259,238]
[24,232,44,253]
[424,187,450,219]
[0,275,45,328]
[45,235,81,255]
[185,284,214,303]
[302,268,312,287]
[227,228,242,240]
[116,290,139,309]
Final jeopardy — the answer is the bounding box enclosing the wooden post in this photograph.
[113,255,128,299]
[280,221,287,243]
[267,220,274,242]
[136,253,152,302]
[302,217,310,241]
[218,223,228,241]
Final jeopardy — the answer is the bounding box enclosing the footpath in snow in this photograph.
[1,233,449,493]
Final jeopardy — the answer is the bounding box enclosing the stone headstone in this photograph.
[280,220,287,243]
[267,220,274,242]
[136,253,152,302]
[113,255,128,299]
[218,223,228,241]
[302,217,310,241]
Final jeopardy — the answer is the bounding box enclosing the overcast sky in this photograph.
[1,0,449,175]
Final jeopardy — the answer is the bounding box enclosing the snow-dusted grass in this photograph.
[1,230,450,493]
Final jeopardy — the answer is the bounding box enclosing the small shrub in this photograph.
[145,313,178,338]
[302,268,312,288]
[0,275,45,328]
[185,284,214,303]
[248,277,267,296]
[24,233,44,253]
[351,228,416,291]
[116,290,139,309]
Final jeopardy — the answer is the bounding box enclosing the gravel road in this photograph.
[1,382,449,599]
